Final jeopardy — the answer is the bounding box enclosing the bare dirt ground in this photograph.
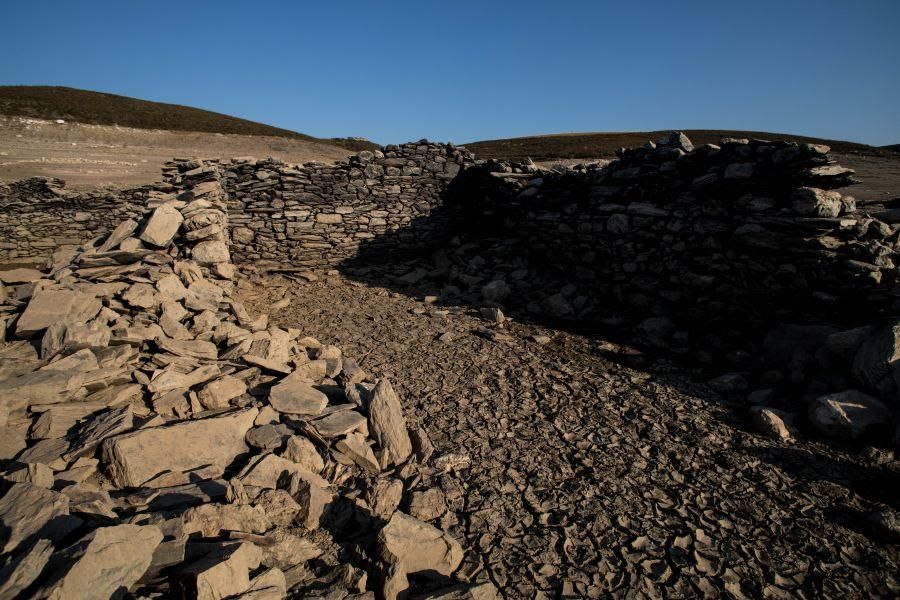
[0,116,352,188]
[240,272,900,599]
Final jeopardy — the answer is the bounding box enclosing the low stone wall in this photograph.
[0,142,476,266]
[0,178,160,262]
[219,142,475,266]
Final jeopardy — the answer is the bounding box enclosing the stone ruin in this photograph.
[0,165,491,598]
[0,132,899,597]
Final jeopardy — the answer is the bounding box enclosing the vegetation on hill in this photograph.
[0,86,379,152]
[466,130,883,162]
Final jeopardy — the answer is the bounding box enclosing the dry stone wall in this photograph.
[452,133,897,344]
[0,142,476,267]
[0,178,155,262]
[354,133,900,445]
[219,142,475,266]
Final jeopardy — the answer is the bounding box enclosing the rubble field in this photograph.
[240,269,900,599]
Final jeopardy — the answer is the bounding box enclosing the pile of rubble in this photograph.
[0,162,492,599]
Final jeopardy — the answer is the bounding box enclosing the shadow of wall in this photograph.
[343,136,896,356]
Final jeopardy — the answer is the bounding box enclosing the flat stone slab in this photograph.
[0,369,84,412]
[0,268,43,284]
[268,380,328,415]
[0,482,79,554]
[34,524,162,600]
[311,409,368,438]
[139,204,183,247]
[15,289,102,337]
[101,408,258,488]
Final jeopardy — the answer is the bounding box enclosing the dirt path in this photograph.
[240,273,899,599]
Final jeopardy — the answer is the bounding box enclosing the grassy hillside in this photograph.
[466,130,883,162]
[0,86,378,152]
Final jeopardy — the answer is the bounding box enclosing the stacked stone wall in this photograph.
[0,178,155,262]
[219,142,475,266]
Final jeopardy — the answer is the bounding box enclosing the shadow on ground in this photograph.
[334,166,900,528]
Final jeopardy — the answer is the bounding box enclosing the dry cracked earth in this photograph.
[239,271,900,599]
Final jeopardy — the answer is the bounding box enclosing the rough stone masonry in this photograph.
[1,131,899,596]
[0,165,494,599]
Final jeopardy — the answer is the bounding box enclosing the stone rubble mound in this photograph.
[0,162,494,599]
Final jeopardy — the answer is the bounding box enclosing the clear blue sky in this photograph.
[2,1,898,146]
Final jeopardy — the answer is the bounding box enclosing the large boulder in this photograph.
[852,322,900,399]
[808,390,892,440]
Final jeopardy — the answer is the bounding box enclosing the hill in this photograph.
[0,86,378,152]
[883,144,900,153]
[466,130,883,162]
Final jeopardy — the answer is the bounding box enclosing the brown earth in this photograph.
[0,116,354,188]
[239,271,900,599]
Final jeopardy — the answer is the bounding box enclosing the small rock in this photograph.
[479,307,505,324]
[282,435,324,473]
[378,512,464,599]
[179,542,262,600]
[750,406,794,441]
[198,375,248,410]
[192,240,231,265]
[790,187,842,218]
[246,423,291,451]
[335,432,380,473]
